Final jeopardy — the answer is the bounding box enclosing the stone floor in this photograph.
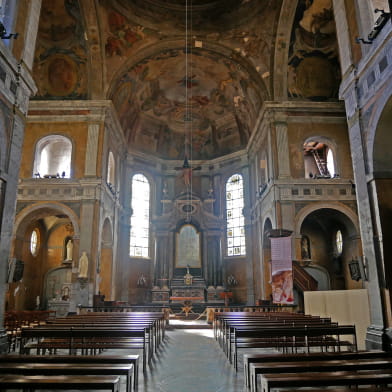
[6,319,277,391]
[138,319,245,392]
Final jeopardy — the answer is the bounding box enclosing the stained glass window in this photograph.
[226,174,246,256]
[129,174,150,258]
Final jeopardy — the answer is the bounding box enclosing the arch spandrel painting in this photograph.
[176,224,201,268]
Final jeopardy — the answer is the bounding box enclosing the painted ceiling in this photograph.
[32,0,340,161]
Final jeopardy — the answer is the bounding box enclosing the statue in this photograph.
[301,235,311,260]
[78,251,89,278]
[184,265,193,285]
[65,239,73,261]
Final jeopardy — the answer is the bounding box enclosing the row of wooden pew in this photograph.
[1,311,167,391]
[214,311,358,370]
[5,310,56,351]
[212,311,392,392]
[246,350,392,392]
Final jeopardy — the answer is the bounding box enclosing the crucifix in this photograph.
[175,155,201,188]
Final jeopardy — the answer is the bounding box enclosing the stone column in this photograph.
[242,165,255,305]
[0,114,25,353]
[340,67,387,349]
[275,121,291,179]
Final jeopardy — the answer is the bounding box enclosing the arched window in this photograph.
[303,140,337,178]
[107,151,115,186]
[30,228,39,256]
[130,174,150,258]
[226,173,246,256]
[335,229,343,256]
[33,135,72,178]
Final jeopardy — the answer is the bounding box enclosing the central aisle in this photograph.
[139,321,245,392]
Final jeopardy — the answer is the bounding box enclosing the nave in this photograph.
[137,320,244,392]
[3,309,392,392]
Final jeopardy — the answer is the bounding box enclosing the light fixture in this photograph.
[356,8,390,44]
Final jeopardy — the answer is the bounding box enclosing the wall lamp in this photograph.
[356,9,390,44]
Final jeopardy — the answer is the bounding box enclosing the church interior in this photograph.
[0,0,392,361]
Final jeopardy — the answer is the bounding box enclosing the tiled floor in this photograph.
[138,320,245,392]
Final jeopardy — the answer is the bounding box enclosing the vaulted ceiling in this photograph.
[32,0,340,160]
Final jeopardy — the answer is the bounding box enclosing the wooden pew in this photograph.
[0,374,121,391]
[259,370,392,392]
[244,350,391,389]
[231,324,357,370]
[250,358,392,392]
[19,325,150,372]
[0,363,133,392]
[0,353,139,390]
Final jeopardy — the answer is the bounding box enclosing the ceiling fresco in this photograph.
[33,0,88,99]
[33,0,347,161]
[101,0,279,160]
[288,0,340,100]
[111,48,262,159]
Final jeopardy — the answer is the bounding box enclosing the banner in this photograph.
[270,235,293,304]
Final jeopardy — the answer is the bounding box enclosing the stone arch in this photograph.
[8,202,80,311]
[13,202,80,240]
[295,202,362,291]
[107,38,269,102]
[294,201,359,235]
[273,0,298,100]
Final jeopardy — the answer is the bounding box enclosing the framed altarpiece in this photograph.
[175,224,201,269]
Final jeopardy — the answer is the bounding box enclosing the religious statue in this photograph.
[184,265,193,285]
[301,235,311,260]
[78,251,89,278]
[65,239,73,261]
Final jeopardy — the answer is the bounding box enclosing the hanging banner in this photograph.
[270,235,294,304]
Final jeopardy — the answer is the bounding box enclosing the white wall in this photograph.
[304,289,371,350]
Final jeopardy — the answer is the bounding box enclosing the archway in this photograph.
[7,203,79,311]
[297,207,362,291]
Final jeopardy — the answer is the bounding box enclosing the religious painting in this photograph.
[47,55,78,96]
[175,224,201,268]
[111,50,258,160]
